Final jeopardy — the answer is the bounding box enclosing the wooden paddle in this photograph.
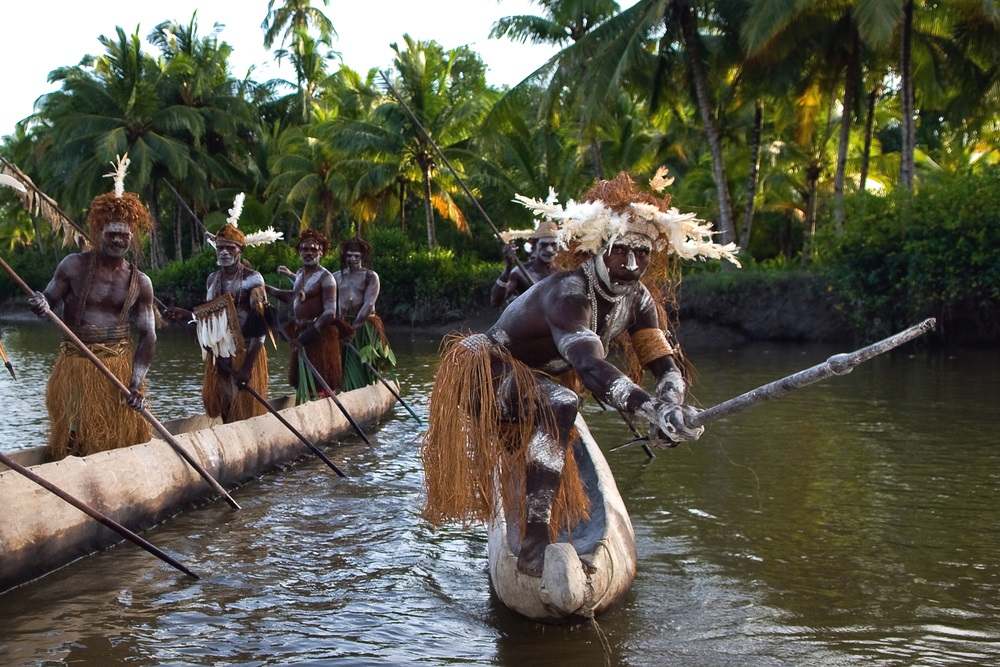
[0,256,242,511]
[0,450,198,579]
[612,318,937,452]
[238,382,347,478]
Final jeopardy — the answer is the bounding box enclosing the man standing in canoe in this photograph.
[422,170,741,576]
[489,219,560,307]
[332,238,395,391]
[165,194,282,423]
[27,155,157,460]
[267,229,352,400]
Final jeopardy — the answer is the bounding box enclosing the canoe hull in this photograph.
[0,382,396,593]
[487,416,637,622]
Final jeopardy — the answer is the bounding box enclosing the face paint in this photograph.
[535,238,559,264]
[101,221,132,258]
[625,248,638,272]
[299,242,323,267]
[345,251,363,270]
[216,241,241,268]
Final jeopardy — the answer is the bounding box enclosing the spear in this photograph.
[612,318,937,452]
[0,256,242,511]
[0,450,198,579]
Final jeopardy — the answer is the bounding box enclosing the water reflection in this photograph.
[0,326,998,665]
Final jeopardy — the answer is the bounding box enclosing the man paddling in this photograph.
[165,194,282,423]
[332,238,395,390]
[268,229,352,399]
[490,219,560,307]
[422,171,740,577]
[27,155,156,460]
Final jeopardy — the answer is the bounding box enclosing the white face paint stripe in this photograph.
[625,248,638,271]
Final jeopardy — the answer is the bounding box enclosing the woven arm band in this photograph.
[631,327,673,366]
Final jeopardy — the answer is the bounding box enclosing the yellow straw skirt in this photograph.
[202,347,269,423]
[45,341,151,461]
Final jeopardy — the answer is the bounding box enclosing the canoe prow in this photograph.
[487,416,637,622]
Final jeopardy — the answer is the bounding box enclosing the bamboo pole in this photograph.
[0,256,242,511]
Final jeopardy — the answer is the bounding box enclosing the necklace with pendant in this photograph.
[582,260,630,351]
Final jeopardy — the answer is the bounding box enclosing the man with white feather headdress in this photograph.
[165,193,283,423]
[21,155,157,460]
[421,170,740,577]
[490,218,561,307]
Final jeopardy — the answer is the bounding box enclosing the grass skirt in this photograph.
[45,341,151,461]
[287,320,350,401]
[202,347,269,423]
[421,333,589,540]
[342,314,396,391]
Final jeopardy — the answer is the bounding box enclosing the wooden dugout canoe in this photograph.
[0,381,397,594]
[487,415,638,622]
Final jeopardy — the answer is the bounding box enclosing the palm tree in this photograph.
[262,0,334,49]
[30,27,204,267]
[335,37,489,247]
[266,123,347,239]
[491,0,621,178]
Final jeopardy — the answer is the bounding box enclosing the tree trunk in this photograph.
[803,163,821,263]
[833,28,861,232]
[899,0,915,190]
[675,2,736,244]
[422,162,436,248]
[173,204,183,262]
[859,84,879,192]
[148,180,165,269]
[740,100,764,251]
[399,181,406,231]
[589,139,604,179]
[190,207,201,255]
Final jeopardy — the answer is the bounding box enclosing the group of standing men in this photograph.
[22,164,390,461]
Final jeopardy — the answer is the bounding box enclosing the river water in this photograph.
[0,323,997,666]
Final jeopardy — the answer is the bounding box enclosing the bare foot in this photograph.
[516,522,549,577]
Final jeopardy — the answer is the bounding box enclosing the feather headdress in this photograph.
[500,188,563,246]
[102,154,131,199]
[213,192,283,248]
[513,170,740,267]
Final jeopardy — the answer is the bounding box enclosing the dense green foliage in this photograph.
[0,1,996,337]
[818,170,1000,341]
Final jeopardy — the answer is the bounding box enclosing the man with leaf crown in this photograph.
[165,193,283,423]
[421,169,741,577]
[25,155,157,460]
[490,218,561,307]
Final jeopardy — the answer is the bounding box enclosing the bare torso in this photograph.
[291,265,337,326]
[332,268,380,326]
[206,265,266,338]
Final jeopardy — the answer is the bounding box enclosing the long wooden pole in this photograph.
[0,256,242,511]
[272,325,373,446]
[239,383,347,478]
[0,451,198,579]
[342,340,422,424]
[612,318,937,451]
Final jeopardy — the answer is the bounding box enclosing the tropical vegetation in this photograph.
[0,0,996,336]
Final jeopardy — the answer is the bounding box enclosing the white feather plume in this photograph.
[649,166,675,193]
[226,192,245,227]
[0,174,27,193]
[103,154,131,198]
[513,185,741,267]
[243,226,284,247]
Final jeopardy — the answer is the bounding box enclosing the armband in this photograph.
[631,328,674,366]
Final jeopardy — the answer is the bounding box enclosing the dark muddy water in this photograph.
[0,323,997,665]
